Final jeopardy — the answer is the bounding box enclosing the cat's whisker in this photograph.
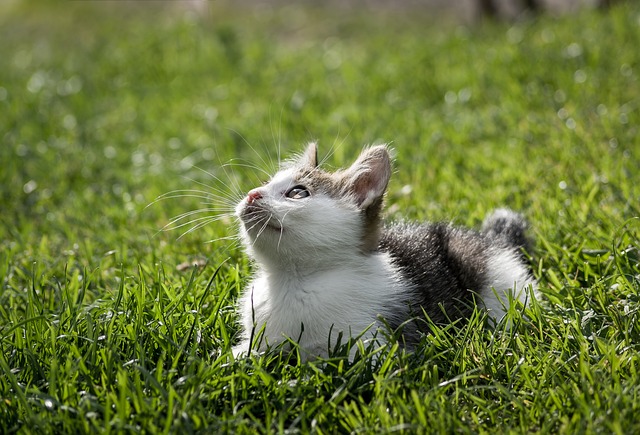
[222,161,274,181]
[276,227,285,252]
[254,215,273,240]
[319,128,350,168]
[174,158,243,197]
[268,105,284,169]
[204,235,241,246]
[196,151,249,201]
[211,152,268,200]
[158,193,230,205]
[149,190,238,213]
[243,217,267,237]
[150,150,253,245]
[180,177,242,204]
[204,220,243,246]
[158,190,213,200]
[250,214,275,247]
[217,163,249,203]
[226,128,275,177]
[188,164,229,187]
[274,208,296,252]
[176,215,230,240]
[147,190,211,209]
[165,206,235,224]
[164,221,224,240]
[164,213,234,232]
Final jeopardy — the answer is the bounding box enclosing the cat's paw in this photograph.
[231,341,250,359]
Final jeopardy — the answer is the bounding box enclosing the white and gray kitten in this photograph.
[232,143,537,360]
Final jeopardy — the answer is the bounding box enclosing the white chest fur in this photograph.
[233,252,405,359]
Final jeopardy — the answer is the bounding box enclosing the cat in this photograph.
[232,143,537,360]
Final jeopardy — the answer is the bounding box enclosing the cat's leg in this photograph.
[479,246,538,318]
[479,208,538,317]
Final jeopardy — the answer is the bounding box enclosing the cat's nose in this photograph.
[247,189,263,204]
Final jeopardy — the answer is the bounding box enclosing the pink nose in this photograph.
[247,189,263,204]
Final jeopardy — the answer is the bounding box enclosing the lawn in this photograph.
[1,1,639,433]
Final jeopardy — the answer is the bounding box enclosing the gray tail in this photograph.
[481,208,532,253]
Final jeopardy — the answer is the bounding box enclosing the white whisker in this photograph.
[148,190,238,212]
[266,105,283,171]
[164,206,234,224]
[215,162,246,203]
[250,214,274,247]
[176,216,227,240]
[275,207,296,252]
[222,161,273,180]
[322,128,351,167]
[164,214,233,232]
[204,235,242,247]
[226,128,275,176]
[180,178,241,204]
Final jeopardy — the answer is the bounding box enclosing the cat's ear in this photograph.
[300,142,318,168]
[343,145,391,209]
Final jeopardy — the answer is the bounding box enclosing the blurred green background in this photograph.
[2,1,638,267]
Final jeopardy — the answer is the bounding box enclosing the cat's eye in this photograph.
[286,185,310,199]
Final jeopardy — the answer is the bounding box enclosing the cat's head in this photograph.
[235,143,392,269]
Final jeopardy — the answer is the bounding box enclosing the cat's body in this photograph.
[232,143,537,360]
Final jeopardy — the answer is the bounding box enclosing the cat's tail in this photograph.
[481,208,532,253]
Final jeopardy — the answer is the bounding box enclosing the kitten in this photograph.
[232,143,537,360]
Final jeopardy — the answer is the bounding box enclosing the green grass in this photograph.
[1,1,639,433]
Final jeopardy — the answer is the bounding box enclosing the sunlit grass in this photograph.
[1,1,639,433]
